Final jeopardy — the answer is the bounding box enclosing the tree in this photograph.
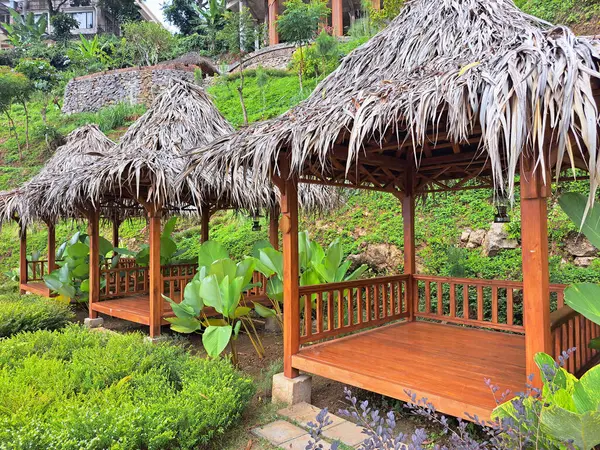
[218,7,257,125]
[314,29,338,79]
[0,67,33,160]
[122,21,175,66]
[97,0,141,24]
[2,10,48,46]
[15,58,60,149]
[277,0,329,91]
[50,12,78,42]
[195,0,226,54]
[163,0,201,35]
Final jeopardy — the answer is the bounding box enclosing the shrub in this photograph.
[0,292,74,337]
[0,325,255,449]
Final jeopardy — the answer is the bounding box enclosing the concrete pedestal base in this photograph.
[84,317,104,329]
[272,373,311,405]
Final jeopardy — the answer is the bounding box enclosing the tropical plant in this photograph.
[50,12,78,42]
[559,192,600,350]
[252,231,368,325]
[134,217,190,266]
[163,0,202,35]
[494,351,600,449]
[277,0,329,91]
[43,231,116,302]
[165,240,264,364]
[195,0,227,54]
[122,21,175,66]
[0,66,33,159]
[2,10,48,46]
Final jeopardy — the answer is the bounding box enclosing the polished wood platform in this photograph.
[292,321,526,420]
[20,282,51,297]
[92,296,176,326]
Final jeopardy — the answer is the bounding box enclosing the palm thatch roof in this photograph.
[58,79,340,216]
[0,125,115,225]
[188,0,600,204]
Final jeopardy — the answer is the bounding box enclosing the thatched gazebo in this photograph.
[187,0,600,419]
[69,79,340,337]
[0,125,115,297]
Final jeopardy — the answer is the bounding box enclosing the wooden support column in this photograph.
[87,209,100,319]
[268,0,279,45]
[269,205,280,250]
[201,208,210,243]
[520,157,552,386]
[402,164,416,321]
[278,159,300,379]
[332,0,343,37]
[19,221,27,294]
[47,221,56,272]
[371,0,380,10]
[112,218,120,249]
[148,208,162,338]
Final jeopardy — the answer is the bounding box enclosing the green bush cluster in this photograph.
[0,292,74,337]
[0,325,255,449]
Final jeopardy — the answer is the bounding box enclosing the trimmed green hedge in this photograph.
[0,326,255,449]
[0,292,74,337]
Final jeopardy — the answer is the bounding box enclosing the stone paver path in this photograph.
[252,402,366,449]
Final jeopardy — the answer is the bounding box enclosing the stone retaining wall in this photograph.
[228,43,297,72]
[62,64,197,114]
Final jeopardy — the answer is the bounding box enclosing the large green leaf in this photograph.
[44,273,63,291]
[298,231,312,269]
[160,236,178,262]
[325,238,343,273]
[266,277,283,303]
[209,259,237,283]
[66,242,89,259]
[254,302,277,318]
[56,284,76,299]
[202,325,232,358]
[573,366,600,413]
[162,217,177,237]
[182,279,204,314]
[258,247,283,279]
[540,407,600,450]
[559,193,600,249]
[166,316,201,334]
[250,239,273,258]
[198,240,229,269]
[589,337,600,350]
[564,283,600,326]
[236,258,256,289]
[200,274,223,314]
[80,279,90,293]
[98,236,114,257]
[71,263,90,279]
[57,264,71,283]
[345,264,368,281]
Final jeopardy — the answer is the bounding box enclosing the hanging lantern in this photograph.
[494,195,510,223]
[251,213,262,231]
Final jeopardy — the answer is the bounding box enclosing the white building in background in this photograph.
[0,0,163,43]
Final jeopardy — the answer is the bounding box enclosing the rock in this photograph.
[348,243,403,274]
[574,256,596,267]
[460,229,472,243]
[467,229,486,248]
[564,232,598,257]
[483,223,519,257]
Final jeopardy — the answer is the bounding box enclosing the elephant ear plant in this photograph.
[44,231,117,303]
[252,231,368,327]
[164,241,265,365]
[559,192,600,350]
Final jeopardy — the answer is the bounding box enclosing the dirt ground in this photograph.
[74,306,451,448]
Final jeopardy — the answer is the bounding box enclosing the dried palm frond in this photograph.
[187,0,600,207]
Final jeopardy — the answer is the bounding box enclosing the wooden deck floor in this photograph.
[92,296,175,326]
[21,282,51,297]
[292,321,526,420]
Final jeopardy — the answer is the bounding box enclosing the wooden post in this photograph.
[278,159,300,379]
[268,0,279,45]
[332,0,343,37]
[371,0,381,10]
[402,164,416,321]
[269,205,280,250]
[148,208,162,338]
[88,209,100,319]
[112,218,120,249]
[47,221,56,272]
[201,208,210,243]
[19,221,27,294]
[520,156,552,386]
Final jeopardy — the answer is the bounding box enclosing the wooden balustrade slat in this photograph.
[463,285,469,320]
[305,293,312,337]
[477,285,484,321]
[491,286,498,323]
[507,288,514,326]
[449,283,456,317]
[437,282,443,315]
[316,292,323,333]
[375,283,380,320]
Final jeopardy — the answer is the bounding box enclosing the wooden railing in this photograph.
[162,264,198,302]
[551,306,600,376]
[414,275,566,333]
[246,271,269,299]
[101,265,149,299]
[298,275,410,344]
[26,259,49,282]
